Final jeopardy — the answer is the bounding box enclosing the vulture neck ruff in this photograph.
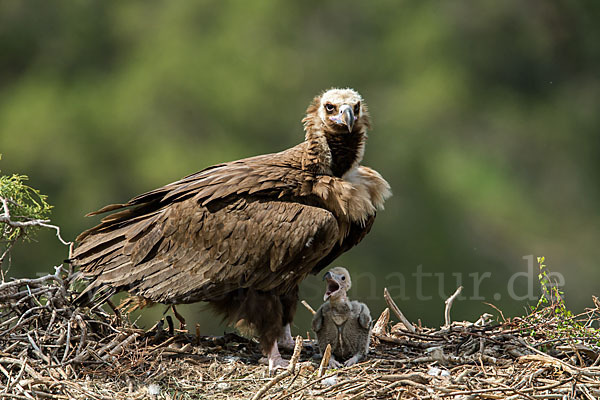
[324,128,366,177]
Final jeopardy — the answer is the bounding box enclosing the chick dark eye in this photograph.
[354,103,360,114]
[341,276,346,281]
[325,103,335,113]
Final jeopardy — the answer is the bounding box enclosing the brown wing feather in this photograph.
[310,214,375,275]
[72,140,383,306]
[75,149,306,243]
[74,195,338,304]
[71,146,340,303]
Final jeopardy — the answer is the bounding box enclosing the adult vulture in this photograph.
[71,88,391,370]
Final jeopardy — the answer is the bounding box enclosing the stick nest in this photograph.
[1,267,599,399]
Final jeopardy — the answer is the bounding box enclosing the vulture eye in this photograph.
[354,102,360,114]
[324,103,335,113]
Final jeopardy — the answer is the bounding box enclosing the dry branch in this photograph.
[0,197,71,246]
[372,308,389,336]
[383,288,415,333]
[251,336,303,400]
[444,285,463,326]
[300,300,316,315]
[318,343,332,377]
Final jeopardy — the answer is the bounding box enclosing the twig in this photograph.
[301,300,316,315]
[422,384,543,399]
[74,314,87,358]
[380,373,432,384]
[318,344,332,377]
[0,358,42,380]
[61,318,72,364]
[26,333,50,364]
[444,286,463,326]
[484,302,506,322]
[251,336,303,400]
[0,197,71,246]
[372,308,390,336]
[95,333,126,358]
[4,358,27,394]
[100,332,139,361]
[275,372,340,400]
[288,336,303,373]
[313,377,365,396]
[0,240,16,270]
[0,272,62,293]
[195,323,201,346]
[349,392,368,400]
[171,305,186,329]
[383,288,415,333]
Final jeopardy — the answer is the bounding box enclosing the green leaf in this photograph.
[0,169,52,242]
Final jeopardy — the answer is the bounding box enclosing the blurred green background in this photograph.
[1,1,599,335]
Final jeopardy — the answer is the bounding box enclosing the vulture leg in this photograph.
[278,324,294,350]
[278,287,299,350]
[211,288,289,366]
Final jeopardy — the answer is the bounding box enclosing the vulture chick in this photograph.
[312,267,371,368]
[70,88,391,371]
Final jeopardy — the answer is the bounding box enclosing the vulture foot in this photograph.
[268,355,290,372]
[267,340,290,373]
[343,355,361,367]
[328,355,343,369]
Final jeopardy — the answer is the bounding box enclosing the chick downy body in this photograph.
[312,267,371,368]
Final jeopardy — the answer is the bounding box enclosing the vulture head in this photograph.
[304,88,370,136]
[303,88,371,177]
[323,266,352,302]
[319,88,367,133]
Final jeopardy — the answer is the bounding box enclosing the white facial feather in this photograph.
[318,88,364,124]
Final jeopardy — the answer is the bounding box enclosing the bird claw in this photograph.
[328,358,343,369]
[344,355,361,367]
[269,355,290,373]
[266,340,290,373]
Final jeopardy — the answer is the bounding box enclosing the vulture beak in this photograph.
[329,104,355,132]
[323,272,342,301]
[340,104,355,132]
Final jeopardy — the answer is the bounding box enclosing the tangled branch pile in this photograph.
[1,262,599,399]
[0,265,146,398]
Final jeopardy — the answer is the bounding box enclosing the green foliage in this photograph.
[523,257,599,346]
[535,256,567,312]
[531,256,572,323]
[0,158,52,243]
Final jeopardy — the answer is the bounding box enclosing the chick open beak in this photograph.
[323,274,341,301]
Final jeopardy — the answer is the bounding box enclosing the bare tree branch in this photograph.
[444,286,463,326]
[384,287,416,333]
[0,197,71,246]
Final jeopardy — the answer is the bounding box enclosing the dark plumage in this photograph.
[70,88,390,370]
[312,267,372,367]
